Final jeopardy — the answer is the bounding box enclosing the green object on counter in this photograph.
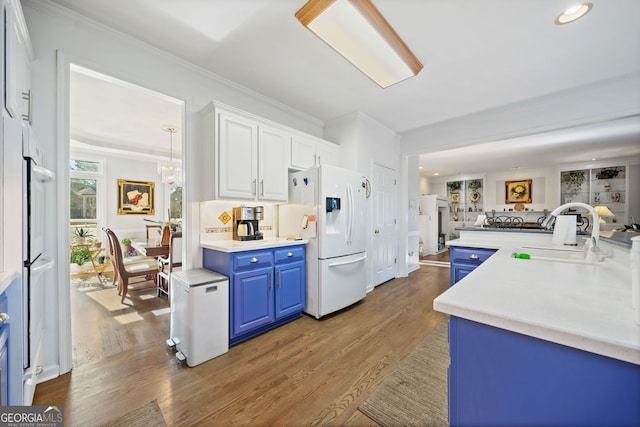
[513,252,531,260]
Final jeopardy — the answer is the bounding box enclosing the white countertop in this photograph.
[200,237,308,253]
[435,234,640,365]
[0,270,20,295]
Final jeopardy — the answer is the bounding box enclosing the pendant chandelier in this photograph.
[158,126,181,186]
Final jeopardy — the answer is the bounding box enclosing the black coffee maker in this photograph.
[233,206,264,241]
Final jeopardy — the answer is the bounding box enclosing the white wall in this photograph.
[325,112,400,288]
[24,1,326,380]
[71,148,170,244]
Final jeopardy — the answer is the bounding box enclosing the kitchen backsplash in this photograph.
[200,200,278,242]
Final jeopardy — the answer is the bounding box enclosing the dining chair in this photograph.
[145,224,162,241]
[157,231,182,297]
[104,227,159,303]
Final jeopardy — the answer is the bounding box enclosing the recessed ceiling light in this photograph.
[555,3,593,25]
[433,172,439,176]
[419,166,423,169]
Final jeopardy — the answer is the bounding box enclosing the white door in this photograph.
[258,125,289,202]
[218,112,257,199]
[372,163,396,286]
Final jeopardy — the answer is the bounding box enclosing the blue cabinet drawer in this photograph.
[233,250,273,270]
[274,246,305,264]
[451,247,496,265]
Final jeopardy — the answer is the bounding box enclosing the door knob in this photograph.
[374,229,380,234]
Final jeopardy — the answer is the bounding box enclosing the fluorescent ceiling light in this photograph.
[295,0,423,88]
[555,3,593,25]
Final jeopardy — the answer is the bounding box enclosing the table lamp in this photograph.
[589,205,614,226]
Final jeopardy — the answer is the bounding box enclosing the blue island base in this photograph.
[449,317,640,426]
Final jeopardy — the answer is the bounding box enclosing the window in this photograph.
[69,157,104,241]
[169,186,182,220]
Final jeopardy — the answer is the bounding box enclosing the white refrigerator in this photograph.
[280,165,367,318]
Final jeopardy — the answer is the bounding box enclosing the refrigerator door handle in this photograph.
[32,165,55,183]
[328,255,366,268]
[31,256,55,274]
[346,184,353,243]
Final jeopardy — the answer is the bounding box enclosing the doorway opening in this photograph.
[67,64,184,368]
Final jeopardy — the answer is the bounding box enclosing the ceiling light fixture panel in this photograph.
[295,0,423,88]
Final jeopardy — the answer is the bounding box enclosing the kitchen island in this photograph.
[202,238,309,346]
[434,228,640,426]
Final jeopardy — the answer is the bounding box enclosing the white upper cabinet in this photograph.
[215,106,289,202]
[3,0,33,123]
[315,140,339,167]
[218,111,258,200]
[290,133,339,170]
[257,125,289,202]
[200,101,339,202]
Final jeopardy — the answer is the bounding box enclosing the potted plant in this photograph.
[70,245,89,266]
[447,181,462,193]
[121,238,134,254]
[468,179,482,191]
[74,227,94,244]
[595,167,619,180]
[562,170,586,193]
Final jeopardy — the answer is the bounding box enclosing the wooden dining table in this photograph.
[131,240,170,258]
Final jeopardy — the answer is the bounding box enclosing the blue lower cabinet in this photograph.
[203,245,306,346]
[233,267,274,336]
[275,262,305,319]
[0,328,8,406]
[449,246,496,285]
[449,316,640,426]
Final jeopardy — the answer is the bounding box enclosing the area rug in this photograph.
[85,288,127,312]
[101,400,167,427]
[359,320,449,427]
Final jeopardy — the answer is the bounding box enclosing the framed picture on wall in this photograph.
[505,179,532,204]
[117,179,155,215]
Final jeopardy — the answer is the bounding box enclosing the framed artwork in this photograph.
[117,179,155,215]
[450,193,461,204]
[505,179,532,204]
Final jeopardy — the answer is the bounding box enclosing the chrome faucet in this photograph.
[541,202,600,261]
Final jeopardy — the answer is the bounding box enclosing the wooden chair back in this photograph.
[103,227,158,303]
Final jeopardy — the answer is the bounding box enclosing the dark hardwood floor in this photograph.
[35,266,449,426]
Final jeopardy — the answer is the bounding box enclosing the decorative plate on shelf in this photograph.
[514,203,525,211]
[469,191,481,203]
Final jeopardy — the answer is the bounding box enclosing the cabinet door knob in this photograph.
[374,229,380,234]
[469,254,479,260]
[250,257,259,263]
[0,313,9,325]
[287,252,293,257]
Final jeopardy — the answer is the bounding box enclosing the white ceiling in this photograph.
[54,0,640,174]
